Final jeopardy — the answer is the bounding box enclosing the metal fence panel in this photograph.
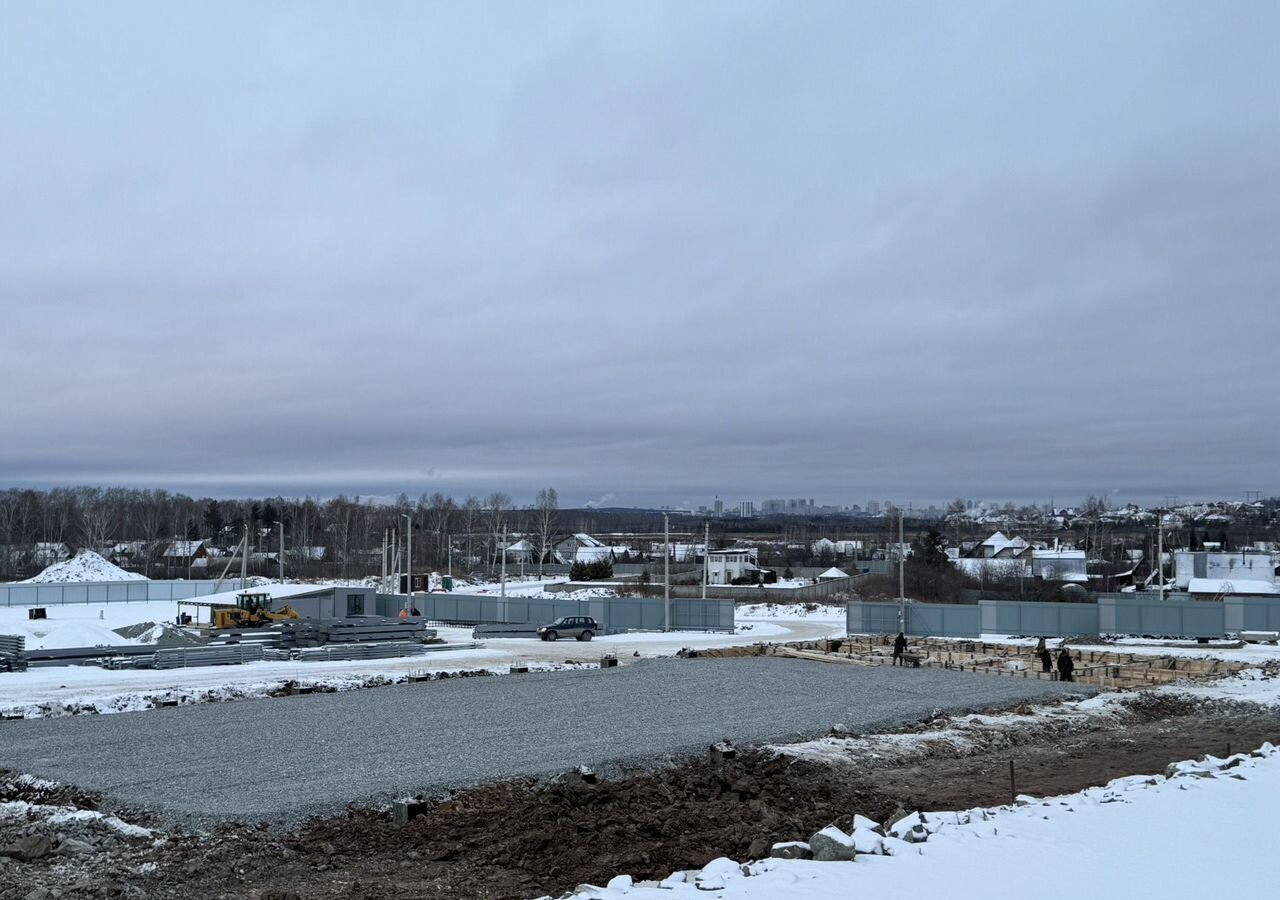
[407,592,732,632]
[1109,598,1224,638]
[980,600,1100,637]
[1240,598,1280,632]
[0,579,241,607]
[907,604,980,638]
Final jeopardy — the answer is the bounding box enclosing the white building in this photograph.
[1174,551,1278,589]
[707,548,759,585]
[1030,548,1088,582]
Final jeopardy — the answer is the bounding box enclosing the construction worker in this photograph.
[1036,637,1052,674]
[1057,647,1075,682]
[892,632,907,667]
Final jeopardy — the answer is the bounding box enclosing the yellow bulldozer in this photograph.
[211,591,301,630]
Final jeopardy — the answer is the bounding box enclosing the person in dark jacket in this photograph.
[1037,638,1052,674]
[1057,647,1075,682]
[892,632,907,666]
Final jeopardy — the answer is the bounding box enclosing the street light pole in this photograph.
[275,520,284,582]
[702,520,709,602]
[402,513,412,611]
[663,513,671,632]
[897,509,906,632]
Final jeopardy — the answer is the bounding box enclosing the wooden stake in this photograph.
[1009,759,1017,804]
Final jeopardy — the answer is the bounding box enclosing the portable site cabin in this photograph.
[177,584,377,624]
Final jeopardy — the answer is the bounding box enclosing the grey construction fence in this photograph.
[379,592,734,633]
[848,596,1280,641]
[0,580,241,607]
[670,574,867,602]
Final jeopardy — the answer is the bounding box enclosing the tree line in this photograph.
[0,487,564,581]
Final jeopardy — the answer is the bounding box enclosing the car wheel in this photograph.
[578,631,593,641]
[545,630,558,641]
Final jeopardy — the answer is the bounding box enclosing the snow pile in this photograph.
[21,550,148,583]
[738,602,846,620]
[550,743,1280,899]
[0,801,154,839]
[772,694,1128,767]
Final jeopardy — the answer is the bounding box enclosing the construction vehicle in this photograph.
[210,592,302,630]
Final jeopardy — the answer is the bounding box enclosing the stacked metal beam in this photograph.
[153,644,267,669]
[295,641,428,662]
[0,634,26,672]
[282,618,435,647]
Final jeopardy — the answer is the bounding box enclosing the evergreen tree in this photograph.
[202,500,224,537]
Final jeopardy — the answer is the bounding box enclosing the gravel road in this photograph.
[0,657,1091,824]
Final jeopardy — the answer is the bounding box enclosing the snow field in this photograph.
[553,743,1280,899]
[0,600,190,650]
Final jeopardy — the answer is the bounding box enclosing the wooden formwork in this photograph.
[763,635,1252,691]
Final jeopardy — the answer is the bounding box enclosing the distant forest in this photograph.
[1,487,1275,586]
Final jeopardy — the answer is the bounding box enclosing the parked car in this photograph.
[537,616,598,641]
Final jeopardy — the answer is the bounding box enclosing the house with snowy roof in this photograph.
[554,533,627,564]
[32,542,71,566]
[967,531,1031,559]
[162,540,210,568]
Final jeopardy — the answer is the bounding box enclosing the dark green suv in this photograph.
[537,616,598,641]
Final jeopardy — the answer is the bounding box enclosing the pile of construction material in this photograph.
[282,618,437,647]
[0,634,27,672]
[153,645,268,669]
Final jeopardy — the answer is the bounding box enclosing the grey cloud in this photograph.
[0,1,1276,507]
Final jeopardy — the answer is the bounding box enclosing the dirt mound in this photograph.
[297,751,893,896]
[112,622,205,646]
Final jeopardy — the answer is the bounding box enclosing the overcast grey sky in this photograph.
[1,2,1276,508]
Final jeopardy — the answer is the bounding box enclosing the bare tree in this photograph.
[532,487,559,577]
[460,496,481,573]
[423,493,455,567]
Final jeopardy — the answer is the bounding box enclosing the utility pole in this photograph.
[702,520,709,602]
[447,533,452,581]
[277,520,284,582]
[500,528,507,598]
[664,513,671,632]
[402,514,412,609]
[240,523,248,591]
[381,528,388,593]
[1157,510,1165,600]
[897,509,905,632]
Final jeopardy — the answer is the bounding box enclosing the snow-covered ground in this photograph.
[552,743,1280,899]
[0,600,180,650]
[19,550,148,583]
[737,602,846,620]
[0,607,844,717]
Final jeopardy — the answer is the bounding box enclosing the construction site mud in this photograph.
[3,692,1278,900]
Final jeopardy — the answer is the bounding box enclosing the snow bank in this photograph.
[21,550,148,583]
[0,800,152,838]
[738,602,846,620]
[550,744,1280,899]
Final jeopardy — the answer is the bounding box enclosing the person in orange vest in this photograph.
[398,607,408,620]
